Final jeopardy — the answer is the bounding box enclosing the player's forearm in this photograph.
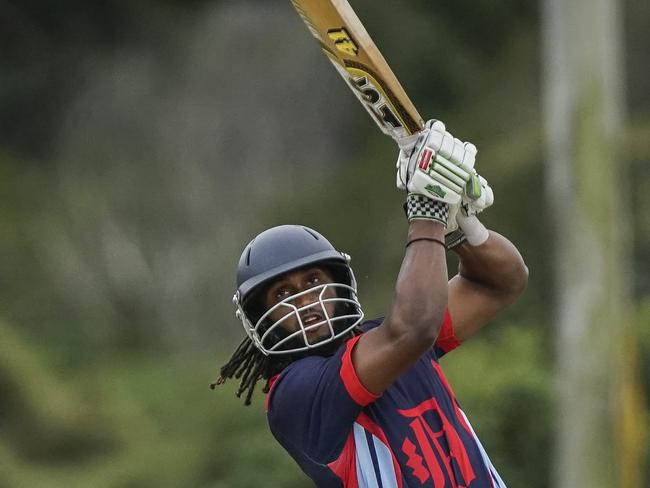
[453,230,528,298]
[387,220,449,343]
[388,121,479,345]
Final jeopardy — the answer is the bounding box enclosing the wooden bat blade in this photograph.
[289,0,424,141]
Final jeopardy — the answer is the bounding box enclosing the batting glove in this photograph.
[397,120,477,228]
[446,173,494,247]
[396,120,477,205]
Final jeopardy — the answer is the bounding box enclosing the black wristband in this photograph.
[405,237,446,249]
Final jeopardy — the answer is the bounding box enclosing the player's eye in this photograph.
[307,275,321,286]
[275,288,291,300]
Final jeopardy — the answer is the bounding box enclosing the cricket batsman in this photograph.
[214,120,528,487]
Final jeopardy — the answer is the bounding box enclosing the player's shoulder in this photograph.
[274,349,338,390]
[360,316,384,332]
[273,319,384,390]
[269,356,326,410]
[280,354,328,380]
[268,349,345,417]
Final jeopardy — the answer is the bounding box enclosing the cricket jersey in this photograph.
[266,313,507,488]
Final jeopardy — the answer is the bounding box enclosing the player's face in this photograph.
[264,266,337,344]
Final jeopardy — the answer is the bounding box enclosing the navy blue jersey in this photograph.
[266,313,507,488]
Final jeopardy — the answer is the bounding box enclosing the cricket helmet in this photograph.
[233,225,363,355]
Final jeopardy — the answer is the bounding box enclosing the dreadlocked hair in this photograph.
[211,326,364,405]
[210,336,289,406]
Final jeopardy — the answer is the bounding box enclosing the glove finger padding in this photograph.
[396,120,477,206]
[461,142,477,171]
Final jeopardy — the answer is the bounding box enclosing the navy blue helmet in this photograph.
[233,225,363,355]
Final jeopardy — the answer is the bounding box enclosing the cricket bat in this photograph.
[289,0,424,143]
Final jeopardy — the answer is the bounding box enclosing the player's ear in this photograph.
[244,289,268,323]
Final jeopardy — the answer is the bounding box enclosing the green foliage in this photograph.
[443,324,552,488]
[0,320,128,486]
[0,319,310,487]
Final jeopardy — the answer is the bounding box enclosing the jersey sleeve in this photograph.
[363,313,461,359]
[267,337,380,464]
[433,310,462,358]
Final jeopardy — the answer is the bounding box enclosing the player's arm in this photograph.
[447,230,528,342]
[351,121,476,395]
[352,219,448,395]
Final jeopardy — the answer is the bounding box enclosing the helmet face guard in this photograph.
[233,225,364,356]
[234,276,363,356]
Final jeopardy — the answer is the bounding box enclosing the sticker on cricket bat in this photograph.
[289,0,424,143]
[324,53,409,138]
[322,29,411,140]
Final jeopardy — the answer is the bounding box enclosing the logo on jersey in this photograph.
[398,398,477,486]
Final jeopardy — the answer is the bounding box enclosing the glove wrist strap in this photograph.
[405,194,449,226]
[445,229,467,249]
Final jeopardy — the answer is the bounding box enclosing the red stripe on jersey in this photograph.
[327,430,359,488]
[265,374,280,413]
[435,310,462,354]
[340,335,381,406]
[430,360,474,437]
[418,148,433,171]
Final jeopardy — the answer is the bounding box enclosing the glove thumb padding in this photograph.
[457,214,489,246]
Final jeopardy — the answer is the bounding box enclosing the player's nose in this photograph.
[294,288,320,309]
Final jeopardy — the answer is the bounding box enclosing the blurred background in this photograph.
[1,0,649,486]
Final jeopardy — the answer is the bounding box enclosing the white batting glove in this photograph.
[396,120,477,206]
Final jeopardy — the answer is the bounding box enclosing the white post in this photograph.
[540,0,637,486]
